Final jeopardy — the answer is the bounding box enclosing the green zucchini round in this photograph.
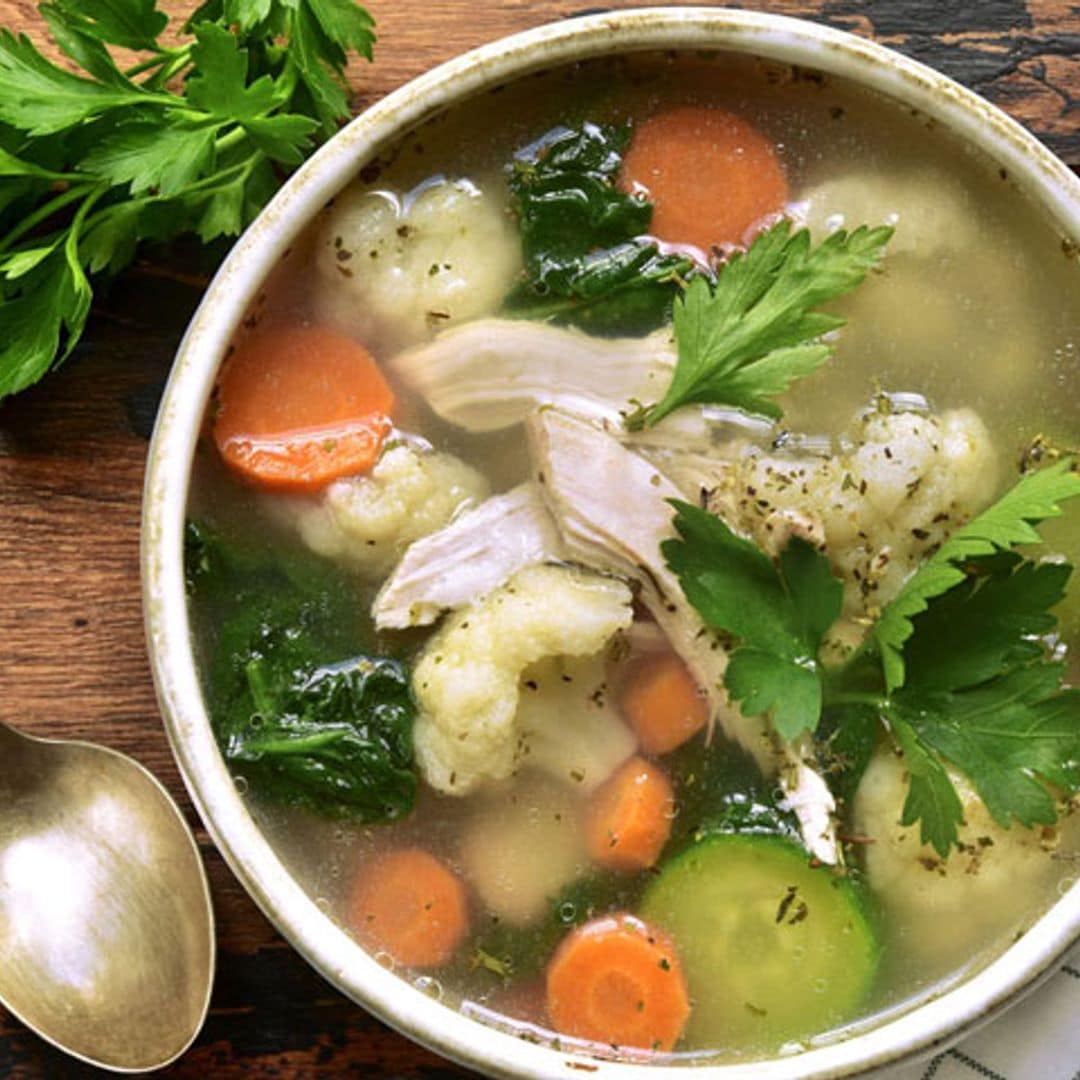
[639,833,879,1052]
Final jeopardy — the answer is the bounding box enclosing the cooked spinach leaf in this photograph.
[664,732,801,851]
[186,519,417,821]
[504,121,694,335]
[814,703,879,808]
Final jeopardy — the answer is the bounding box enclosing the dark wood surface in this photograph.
[0,1,1078,1076]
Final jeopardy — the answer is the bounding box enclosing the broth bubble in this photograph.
[415,975,444,1001]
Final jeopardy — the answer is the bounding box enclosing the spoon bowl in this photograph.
[0,720,214,1072]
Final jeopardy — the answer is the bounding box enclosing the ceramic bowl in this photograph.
[142,8,1080,1078]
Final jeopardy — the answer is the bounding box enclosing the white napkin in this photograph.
[882,944,1080,1079]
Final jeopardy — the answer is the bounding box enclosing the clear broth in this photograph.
[188,50,1080,1064]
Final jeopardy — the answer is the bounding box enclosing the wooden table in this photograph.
[1,1,1078,1076]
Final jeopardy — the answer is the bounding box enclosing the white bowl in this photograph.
[142,8,1080,1078]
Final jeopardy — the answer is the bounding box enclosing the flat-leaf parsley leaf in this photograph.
[662,500,844,740]
[633,220,893,428]
[873,457,1080,692]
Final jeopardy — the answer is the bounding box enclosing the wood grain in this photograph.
[0,1,1077,1077]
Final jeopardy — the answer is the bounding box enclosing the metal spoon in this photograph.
[0,720,214,1071]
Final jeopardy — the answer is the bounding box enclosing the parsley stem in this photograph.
[169,155,258,197]
[65,184,107,271]
[0,183,96,256]
[821,690,883,710]
[123,47,182,80]
[147,48,195,90]
[214,127,249,156]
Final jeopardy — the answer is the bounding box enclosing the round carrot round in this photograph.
[621,104,789,252]
[585,756,674,872]
[212,324,395,493]
[546,913,691,1051]
[618,651,709,756]
[348,847,469,969]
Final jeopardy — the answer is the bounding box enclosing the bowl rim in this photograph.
[142,7,1080,1078]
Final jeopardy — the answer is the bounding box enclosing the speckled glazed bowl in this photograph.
[142,8,1080,1078]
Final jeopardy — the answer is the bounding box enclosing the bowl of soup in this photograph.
[142,7,1080,1076]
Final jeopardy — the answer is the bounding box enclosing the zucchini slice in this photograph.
[639,833,879,1052]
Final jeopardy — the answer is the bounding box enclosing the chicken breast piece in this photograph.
[373,483,563,629]
[389,318,675,432]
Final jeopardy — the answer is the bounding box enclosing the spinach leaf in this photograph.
[814,703,879,808]
[185,519,417,821]
[505,121,694,335]
[665,732,801,851]
[225,655,416,821]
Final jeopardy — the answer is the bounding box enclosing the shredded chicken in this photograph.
[388,318,675,432]
[373,483,563,629]
[527,411,742,740]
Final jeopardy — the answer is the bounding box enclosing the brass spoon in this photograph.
[0,720,214,1071]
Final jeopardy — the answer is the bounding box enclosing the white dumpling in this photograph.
[459,773,589,927]
[796,164,980,258]
[853,746,1077,974]
[313,177,522,354]
[411,564,634,796]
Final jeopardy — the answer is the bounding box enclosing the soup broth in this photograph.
[187,51,1080,1065]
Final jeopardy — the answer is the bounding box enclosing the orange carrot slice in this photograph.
[622,104,789,251]
[348,847,469,968]
[546,913,691,1051]
[618,651,708,756]
[585,756,674,872]
[212,324,394,493]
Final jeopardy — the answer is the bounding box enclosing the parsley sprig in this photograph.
[662,504,843,741]
[872,458,1080,691]
[630,220,893,429]
[0,0,375,400]
[665,460,1080,857]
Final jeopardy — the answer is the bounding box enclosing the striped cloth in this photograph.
[884,945,1080,1079]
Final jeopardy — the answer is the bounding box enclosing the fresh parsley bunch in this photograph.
[665,459,1080,857]
[0,0,375,400]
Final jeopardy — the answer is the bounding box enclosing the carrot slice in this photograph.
[585,756,674,872]
[618,651,708,756]
[546,913,690,1051]
[212,324,395,493]
[348,847,469,968]
[621,104,789,251]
